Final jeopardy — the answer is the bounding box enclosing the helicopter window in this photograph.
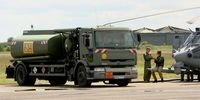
[192,36,200,44]
[182,34,194,47]
[197,32,200,35]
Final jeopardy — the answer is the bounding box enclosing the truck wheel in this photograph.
[117,79,129,87]
[76,65,91,87]
[49,77,67,86]
[198,73,200,82]
[16,64,36,86]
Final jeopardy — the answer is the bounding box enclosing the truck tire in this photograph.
[198,73,200,82]
[117,79,129,87]
[48,77,67,86]
[15,64,36,86]
[76,65,91,87]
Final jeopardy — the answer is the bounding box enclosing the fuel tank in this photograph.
[11,34,67,59]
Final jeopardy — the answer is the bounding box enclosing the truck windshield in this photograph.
[95,31,135,48]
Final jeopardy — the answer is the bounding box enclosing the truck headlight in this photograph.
[94,68,105,72]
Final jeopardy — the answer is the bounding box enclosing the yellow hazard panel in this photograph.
[101,53,107,59]
[23,41,34,54]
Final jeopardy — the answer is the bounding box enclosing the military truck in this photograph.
[6,27,140,87]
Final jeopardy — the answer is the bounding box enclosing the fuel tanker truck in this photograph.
[6,27,140,87]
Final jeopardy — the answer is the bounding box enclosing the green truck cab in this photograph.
[6,27,140,87]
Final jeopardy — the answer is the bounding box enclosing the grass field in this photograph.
[0,52,15,84]
[0,45,179,84]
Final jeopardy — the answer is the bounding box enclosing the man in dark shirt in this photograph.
[151,51,164,82]
[143,47,153,82]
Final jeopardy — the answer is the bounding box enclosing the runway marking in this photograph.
[0,88,68,93]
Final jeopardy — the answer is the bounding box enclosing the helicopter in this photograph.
[173,28,200,81]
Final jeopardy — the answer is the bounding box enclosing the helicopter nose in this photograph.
[173,51,188,62]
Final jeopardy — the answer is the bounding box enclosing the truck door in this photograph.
[132,32,141,47]
[80,31,94,63]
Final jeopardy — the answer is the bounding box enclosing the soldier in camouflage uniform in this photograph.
[151,51,164,82]
[143,47,153,82]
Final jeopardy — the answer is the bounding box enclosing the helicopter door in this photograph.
[173,35,185,50]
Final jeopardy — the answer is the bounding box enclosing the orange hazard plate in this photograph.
[105,71,113,79]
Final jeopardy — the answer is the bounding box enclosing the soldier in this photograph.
[151,51,164,82]
[143,47,153,82]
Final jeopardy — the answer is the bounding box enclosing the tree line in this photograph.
[0,37,13,52]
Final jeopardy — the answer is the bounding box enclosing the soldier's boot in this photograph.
[143,74,147,82]
[186,73,190,82]
[158,72,164,82]
[152,72,157,83]
[198,73,200,82]
[147,71,151,82]
[161,78,164,82]
[190,73,194,82]
[180,72,184,82]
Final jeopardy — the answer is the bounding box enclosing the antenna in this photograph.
[31,24,34,30]
[103,6,200,26]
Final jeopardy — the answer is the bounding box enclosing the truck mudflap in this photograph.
[87,66,137,80]
[6,65,14,78]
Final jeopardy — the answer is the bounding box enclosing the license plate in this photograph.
[117,76,125,79]
[181,69,186,71]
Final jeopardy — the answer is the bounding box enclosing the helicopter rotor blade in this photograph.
[103,6,200,26]
[186,16,200,24]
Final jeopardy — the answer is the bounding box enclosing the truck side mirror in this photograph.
[84,34,93,49]
[137,34,141,42]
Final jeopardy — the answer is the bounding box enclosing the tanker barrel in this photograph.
[11,34,68,59]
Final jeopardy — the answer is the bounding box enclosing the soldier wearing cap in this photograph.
[151,51,164,82]
[143,47,153,82]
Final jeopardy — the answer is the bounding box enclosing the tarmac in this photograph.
[0,79,200,100]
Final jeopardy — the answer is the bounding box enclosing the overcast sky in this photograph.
[0,0,200,42]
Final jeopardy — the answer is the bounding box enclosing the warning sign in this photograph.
[23,41,34,54]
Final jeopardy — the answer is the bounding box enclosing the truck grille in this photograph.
[113,72,126,75]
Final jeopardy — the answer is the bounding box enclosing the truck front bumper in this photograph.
[87,66,137,80]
